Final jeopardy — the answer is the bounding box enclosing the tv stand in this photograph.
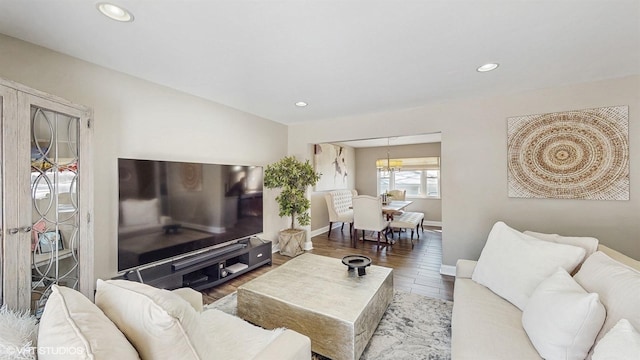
[172,242,246,271]
[119,238,272,291]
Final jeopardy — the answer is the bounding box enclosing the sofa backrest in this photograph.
[574,247,640,351]
[597,244,640,271]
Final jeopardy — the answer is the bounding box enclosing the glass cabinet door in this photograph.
[29,106,82,316]
[1,82,92,312]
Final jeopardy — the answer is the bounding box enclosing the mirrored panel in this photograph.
[30,106,80,316]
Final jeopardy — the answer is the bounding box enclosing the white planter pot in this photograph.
[278,229,306,257]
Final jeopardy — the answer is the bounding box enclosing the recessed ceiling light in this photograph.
[477,63,499,72]
[295,101,308,107]
[97,3,134,22]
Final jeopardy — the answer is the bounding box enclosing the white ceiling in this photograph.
[0,1,638,125]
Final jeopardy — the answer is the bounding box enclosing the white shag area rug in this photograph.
[0,305,38,360]
[205,290,452,360]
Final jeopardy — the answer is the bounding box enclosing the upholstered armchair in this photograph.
[324,189,358,239]
[352,195,390,248]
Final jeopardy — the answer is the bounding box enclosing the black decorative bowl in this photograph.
[342,255,372,276]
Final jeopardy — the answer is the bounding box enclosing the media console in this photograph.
[118,237,272,291]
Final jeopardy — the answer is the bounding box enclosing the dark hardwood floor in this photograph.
[202,225,454,304]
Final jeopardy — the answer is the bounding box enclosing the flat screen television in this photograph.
[117,158,264,272]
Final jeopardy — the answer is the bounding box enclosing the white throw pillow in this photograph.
[38,285,139,360]
[574,251,640,346]
[0,305,38,360]
[592,319,640,360]
[523,230,598,260]
[472,221,586,310]
[95,279,207,360]
[522,268,605,360]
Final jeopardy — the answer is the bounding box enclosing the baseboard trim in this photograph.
[440,264,456,277]
[424,220,442,227]
[311,225,331,238]
[311,223,349,238]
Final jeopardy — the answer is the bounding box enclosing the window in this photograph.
[377,157,440,198]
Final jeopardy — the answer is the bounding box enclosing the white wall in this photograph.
[289,75,640,265]
[0,34,289,280]
[2,34,638,275]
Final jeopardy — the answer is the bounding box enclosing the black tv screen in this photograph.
[117,158,263,272]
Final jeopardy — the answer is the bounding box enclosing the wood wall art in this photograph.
[314,143,348,191]
[507,106,629,200]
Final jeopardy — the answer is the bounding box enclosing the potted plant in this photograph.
[264,156,321,257]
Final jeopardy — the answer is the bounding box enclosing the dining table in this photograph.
[381,200,413,220]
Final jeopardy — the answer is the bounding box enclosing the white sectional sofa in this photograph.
[35,280,311,360]
[451,222,640,360]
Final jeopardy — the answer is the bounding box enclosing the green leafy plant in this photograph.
[264,156,321,230]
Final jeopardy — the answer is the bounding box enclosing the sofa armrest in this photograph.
[252,329,311,360]
[172,287,203,312]
[456,259,477,279]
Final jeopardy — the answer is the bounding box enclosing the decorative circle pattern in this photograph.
[31,107,82,315]
[181,163,203,191]
[508,106,629,200]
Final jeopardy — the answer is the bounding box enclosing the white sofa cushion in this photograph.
[198,309,285,359]
[574,251,640,347]
[472,221,585,310]
[522,268,605,360]
[598,245,640,270]
[38,285,139,360]
[523,230,598,260]
[592,319,640,360]
[451,277,542,360]
[95,280,295,360]
[95,279,204,360]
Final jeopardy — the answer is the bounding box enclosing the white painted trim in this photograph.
[311,222,351,237]
[303,240,313,251]
[311,225,331,237]
[440,264,456,277]
[424,220,442,227]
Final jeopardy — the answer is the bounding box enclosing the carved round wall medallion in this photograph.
[507,106,629,200]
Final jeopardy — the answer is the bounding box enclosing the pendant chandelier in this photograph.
[376,138,402,174]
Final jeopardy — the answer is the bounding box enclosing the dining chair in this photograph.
[387,189,407,215]
[386,189,407,235]
[352,195,390,249]
[324,189,358,239]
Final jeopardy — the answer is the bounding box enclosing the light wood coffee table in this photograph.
[237,253,393,360]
